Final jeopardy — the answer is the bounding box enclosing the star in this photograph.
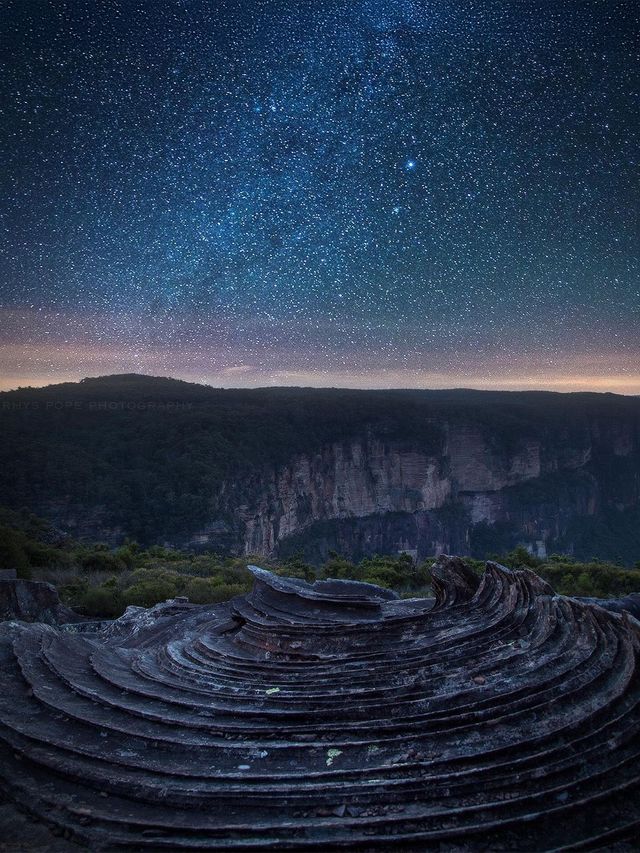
[0,0,637,392]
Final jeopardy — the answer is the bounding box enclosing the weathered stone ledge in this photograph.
[0,557,639,850]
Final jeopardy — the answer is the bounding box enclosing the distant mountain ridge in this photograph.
[2,374,640,564]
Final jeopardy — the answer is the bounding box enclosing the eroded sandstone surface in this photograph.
[0,558,639,849]
[0,576,84,625]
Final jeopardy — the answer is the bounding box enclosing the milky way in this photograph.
[1,0,638,391]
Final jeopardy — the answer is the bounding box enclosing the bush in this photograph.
[0,525,31,578]
[361,564,403,589]
[183,576,219,603]
[77,586,123,618]
[122,579,179,608]
[277,554,316,581]
[146,545,184,561]
[539,560,640,598]
[321,555,361,580]
[114,545,137,569]
[184,577,248,604]
[499,546,542,570]
[23,540,72,570]
[217,562,253,586]
[80,551,126,573]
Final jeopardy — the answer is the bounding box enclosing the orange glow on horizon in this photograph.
[1,364,639,396]
[2,335,639,395]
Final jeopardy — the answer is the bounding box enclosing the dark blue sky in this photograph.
[1,0,638,391]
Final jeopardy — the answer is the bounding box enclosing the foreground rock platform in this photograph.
[0,557,639,850]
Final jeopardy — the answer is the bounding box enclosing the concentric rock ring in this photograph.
[1,556,639,850]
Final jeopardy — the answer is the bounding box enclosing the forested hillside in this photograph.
[2,374,639,563]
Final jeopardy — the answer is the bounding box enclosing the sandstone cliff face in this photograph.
[446,425,541,492]
[5,380,638,563]
[237,438,451,554]
[214,419,627,561]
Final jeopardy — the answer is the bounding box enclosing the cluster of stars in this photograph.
[0,0,638,391]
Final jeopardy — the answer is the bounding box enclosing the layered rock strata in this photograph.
[0,577,84,624]
[0,558,639,850]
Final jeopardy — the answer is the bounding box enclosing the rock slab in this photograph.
[0,558,639,850]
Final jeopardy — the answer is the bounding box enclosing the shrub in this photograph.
[146,545,184,561]
[361,564,403,589]
[122,579,179,608]
[58,577,89,604]
[278,554,316,581]
[23,539,72,570]
[184,577,248,604]
[500,546,542,570]
[0,525,31,578]
[321,556,361,581]
[80,551,126,573]
[114,545,137,569]
[218,561,253,586]
[77,586,123,619]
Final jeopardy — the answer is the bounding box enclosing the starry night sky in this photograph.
[1,0,638,392]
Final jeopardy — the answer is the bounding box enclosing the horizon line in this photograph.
[1,371,639,397]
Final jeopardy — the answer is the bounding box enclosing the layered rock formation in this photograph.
[0,576,84,625]
[223,414,639,561]
[1,558,639,849]
[233,437,453,554]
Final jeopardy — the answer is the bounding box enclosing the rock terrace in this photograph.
[0,557,639,850]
